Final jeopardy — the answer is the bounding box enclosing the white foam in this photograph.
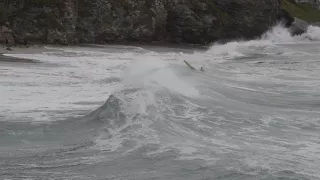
[303,25,320,41]
[262,24,320,43]
[206,39,280,61]
[122,56,200,97]
[261,24,294,42]
[1,48,131,122]
[206,41,246,59]
[203,24,320,62]
[1,24,319,125]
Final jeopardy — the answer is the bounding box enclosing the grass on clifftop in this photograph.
[282,0,320,22]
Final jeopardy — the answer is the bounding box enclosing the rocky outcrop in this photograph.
[278,9,295,27]
[289,17,309,35]
[87,94,127,128]
[0,24,14,46]
[1,0,282,45]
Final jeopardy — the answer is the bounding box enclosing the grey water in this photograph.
[0,25,320,180]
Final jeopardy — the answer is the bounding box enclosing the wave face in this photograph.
[1,25,320,180]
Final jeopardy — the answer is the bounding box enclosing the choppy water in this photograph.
[1,25,320,180]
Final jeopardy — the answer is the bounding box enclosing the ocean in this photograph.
[0,25,320,180]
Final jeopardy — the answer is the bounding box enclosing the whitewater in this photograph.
[0,25,320,180]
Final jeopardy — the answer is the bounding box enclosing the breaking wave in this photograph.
[204,24,320,61]
[2,22,320,179]
[262,24,320,42]
[82,23,320,154]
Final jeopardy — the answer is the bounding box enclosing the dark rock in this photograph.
[88,94,126,128]
[278,9,295,27]
[0,25,14,45]
[2,0,282,45]
[289,17,309,35]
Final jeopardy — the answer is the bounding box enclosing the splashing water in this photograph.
[262,23,320,42]
[1,24,320,180]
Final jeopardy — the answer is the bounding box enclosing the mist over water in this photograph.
[1,25,320,180]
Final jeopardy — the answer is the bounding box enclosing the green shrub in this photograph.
[282,0,320,22]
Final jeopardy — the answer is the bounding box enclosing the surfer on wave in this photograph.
[184,60,205,72]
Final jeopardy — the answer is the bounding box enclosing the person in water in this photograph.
[183,60,204,72]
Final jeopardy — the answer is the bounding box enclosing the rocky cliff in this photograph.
[0,0,281,45]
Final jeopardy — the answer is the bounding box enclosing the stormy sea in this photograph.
[1,25,320,180]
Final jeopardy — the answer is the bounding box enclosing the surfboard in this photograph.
[183,60,196,70]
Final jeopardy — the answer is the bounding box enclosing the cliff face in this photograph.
[1,0,281,45]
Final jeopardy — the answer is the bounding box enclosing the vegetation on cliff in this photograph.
[282,0,320,22]
[1,0,281,45]
[0,4,10,25]
[0,0,57,25]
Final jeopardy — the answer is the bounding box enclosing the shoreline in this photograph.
[0,42,208,64]
[0,44,49,55]
[0,41,210,56]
